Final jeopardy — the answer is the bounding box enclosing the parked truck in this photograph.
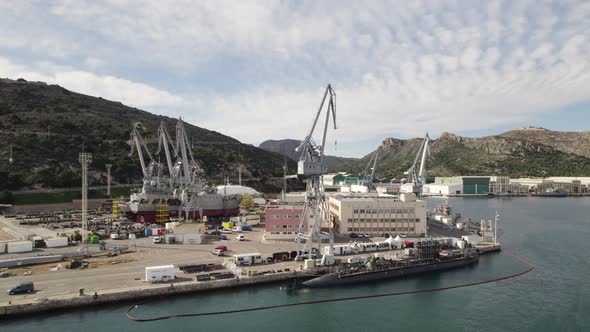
[233,253,262,266]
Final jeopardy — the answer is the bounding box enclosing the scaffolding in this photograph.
[156,202,169,224]
[112,199,121,219]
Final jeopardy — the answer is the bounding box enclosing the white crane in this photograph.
[156,121,178,185]
[295,84,337,263]
[402,133,430,194]
[360,148,380,190]
[129,122,157,180]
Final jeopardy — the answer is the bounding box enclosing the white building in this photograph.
[328,193,427,237]
[423,183,463,195]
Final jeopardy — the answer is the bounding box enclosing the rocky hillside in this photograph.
[499,127,590,158]
[338,129,590,179]
[259,139,357,168]
[0,78,294,191]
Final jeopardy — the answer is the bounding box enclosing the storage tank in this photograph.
[7,241,33,253]
[45,237,68,248]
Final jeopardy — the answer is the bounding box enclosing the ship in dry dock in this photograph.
[121,119,240,223]
[303,239,479,288]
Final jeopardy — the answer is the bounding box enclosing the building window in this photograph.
[372,209,377,214]
[283,225,288,228]
[347,218,352,223]
[360,209,365,214]
[403,209,408,214]
[416,218,420,223]
[397,209,402,213]
[409,208,414,213]
[354,209,359,213]
[347,227,353,231]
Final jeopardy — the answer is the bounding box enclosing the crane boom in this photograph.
[156,121,177,184]
[129,123,155,179]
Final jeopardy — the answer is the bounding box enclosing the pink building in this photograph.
[264,204,308,240]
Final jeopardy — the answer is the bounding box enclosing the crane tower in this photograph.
[79,152,92,243]
[295,84,337,262]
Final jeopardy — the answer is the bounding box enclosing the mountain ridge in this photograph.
[0,78,294,192]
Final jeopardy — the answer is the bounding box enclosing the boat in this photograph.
[535,188,568,197]
[303,240,479,288]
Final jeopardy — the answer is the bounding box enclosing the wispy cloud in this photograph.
[1,0,589,156]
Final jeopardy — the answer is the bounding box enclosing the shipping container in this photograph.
[145,229,153,237]
[0,242,6,254]
[7,241,33,253]
[182,234,202,244]
[145,265,176,283]
[45,237,68,248]
[241,225,252,231]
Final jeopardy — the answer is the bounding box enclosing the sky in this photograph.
[1,0,589,158]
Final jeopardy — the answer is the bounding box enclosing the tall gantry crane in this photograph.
[403,133,431,194]
[129,122,158,181]
[360,148,380,190]
[295,84,337,262]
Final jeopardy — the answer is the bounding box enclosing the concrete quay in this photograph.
[0,270,308,317]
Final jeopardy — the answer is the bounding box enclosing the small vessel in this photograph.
[303,240,479,288]
[535,188,568,197]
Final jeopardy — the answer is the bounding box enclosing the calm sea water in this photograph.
[4,197,590,331]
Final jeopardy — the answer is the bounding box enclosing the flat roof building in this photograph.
[328,193,427,237]
[264,204,308,240]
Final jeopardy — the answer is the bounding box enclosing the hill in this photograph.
[0,78,294,192]
[258,139,357,168]
[337,129,590,179]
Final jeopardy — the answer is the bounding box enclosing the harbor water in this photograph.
[4,197,590,331]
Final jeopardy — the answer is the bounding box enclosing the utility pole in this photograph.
[105,164,112,197]
[79,153,92,244]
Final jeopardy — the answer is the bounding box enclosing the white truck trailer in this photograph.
[45,237,69,248]
[145,265,176,283]
[7,241,33,253]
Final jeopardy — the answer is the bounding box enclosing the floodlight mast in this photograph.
[295,84,337,262]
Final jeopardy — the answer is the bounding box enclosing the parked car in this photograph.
[7,281,34,295]
[236,234,246,241]
[211,249,225,256]
[221,229,232,234]
[215,245,228,251]
[221,235,228,240]
[152,236,164,244]
[399,233,407,238]
[349,233,358,238]
[209,230,221,236]
[357,234,365,238]
[363,234,370,238]
[232,226,242,233]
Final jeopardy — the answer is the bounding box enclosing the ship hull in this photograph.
[125,208,240,223]
[303,254,479,288]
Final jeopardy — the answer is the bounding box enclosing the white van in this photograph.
[236,234,246,241]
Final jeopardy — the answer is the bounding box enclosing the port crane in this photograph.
[295,84,337,263]
[359,148,380,190]
[402,133,431,194]
[156,121,178,186]
[129,122,158,180]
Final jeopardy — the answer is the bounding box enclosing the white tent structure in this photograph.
[216,185,259,196]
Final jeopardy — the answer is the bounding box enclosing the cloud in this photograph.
[0,57,183,109]
[0,0,588,157]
